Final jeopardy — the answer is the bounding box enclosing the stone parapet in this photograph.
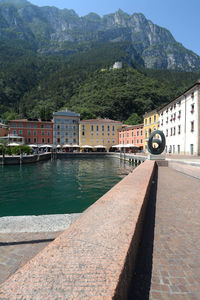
[0,160,155,299]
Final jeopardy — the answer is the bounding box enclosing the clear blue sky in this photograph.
[29,0,200,55]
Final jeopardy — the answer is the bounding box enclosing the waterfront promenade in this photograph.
[0,157,200,299]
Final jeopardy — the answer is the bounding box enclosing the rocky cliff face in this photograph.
[0,0,200,71]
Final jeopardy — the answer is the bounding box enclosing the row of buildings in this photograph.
[1,79,200,155]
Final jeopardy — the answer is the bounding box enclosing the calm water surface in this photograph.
[0,157,135,217]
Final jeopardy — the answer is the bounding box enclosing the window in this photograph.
[33,131,36,136]
[28,138,31,143]
[27,130,31,135]
[170,128,173,136]
[137,131,139,136]
[137,139,139,144]
[42,138,45,143]
[13,130,17,135]
[65,138,68,143]
[82,131,85,136]
[166,117,168,124]
[34,138,37,143]
[173,127,176,135]
[149,117,151,124]
[57,138,60,143]
[33,124,37,128]
[177,145,180,154]
[145,119,147,125]
[166,129,168,137]
[42,131,45,136]
[91,125,94,131]
[178,125,181,135]
[41,124,44,128]
[178,111,181,119]
[19,130,23,135]
[140,130,143,136]
[102,125,104,131]
[57,125,60,129]
[191,121,194,132]
[27,124,31,128]
[141,139,143,143]
[13,123,17,127]
[132,132,134,137]
[112,126,115,131]
[47,138,50,143]
[191,104,194,113]
[107,125,110,131]
[47,131,50,136]
[96,125,99,131]
[190,144,194,155]
[127,133,129,137]
[154,115,156,122]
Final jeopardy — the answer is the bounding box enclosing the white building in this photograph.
[53,110,80,146]
[112,62,122,69]
[158,79,200,155]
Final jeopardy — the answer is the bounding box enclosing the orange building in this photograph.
[0,123,8,137]
[118,124,143,149]
[9,119,53,145]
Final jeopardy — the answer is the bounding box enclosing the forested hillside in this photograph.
[0,39,200,123]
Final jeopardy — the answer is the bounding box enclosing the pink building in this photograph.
[118,124,143,149]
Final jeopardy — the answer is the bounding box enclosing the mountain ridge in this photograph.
[0,0,200,71]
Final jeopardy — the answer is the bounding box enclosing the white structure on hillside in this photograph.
[112,61,122,69]
[158,79,200,155]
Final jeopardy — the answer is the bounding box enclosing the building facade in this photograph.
[79,119,123,151]
[0,123,8,137]
[9,119,53,145]
[143,110,159,151]
[53,110,80,146]
[118,124,143,148]
[158,80,200,155]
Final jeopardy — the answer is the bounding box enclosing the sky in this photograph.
[29,0,200,55]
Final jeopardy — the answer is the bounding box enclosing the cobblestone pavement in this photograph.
[0,232,61,285]
[149,166,200,299]
[128,165,200,300]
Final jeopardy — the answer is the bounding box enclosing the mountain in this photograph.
[0,0,199,71]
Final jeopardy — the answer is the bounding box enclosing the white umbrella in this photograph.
[40,144,53,148]
[81,145,93,148]
[62,144,72,148]
[29,144,38,148]
[56,145,61,148]
[94,145,106,148]
[112,144,124,148]
[72,144,80,148]
[7,142,20,146]
[124,144,136,148]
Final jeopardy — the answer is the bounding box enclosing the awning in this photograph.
[112,144,124,148]
[94,145,106,148]
[40,144,53,148]
[72,144,80,148]
[7,142,20,146]
[81,145,93,148]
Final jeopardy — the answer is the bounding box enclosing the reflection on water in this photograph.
[0,157,135,217]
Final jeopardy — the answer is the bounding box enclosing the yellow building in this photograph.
[143,109,159,152]
[79,119,123,151]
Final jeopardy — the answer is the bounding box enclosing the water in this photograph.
[0,157,135,217]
